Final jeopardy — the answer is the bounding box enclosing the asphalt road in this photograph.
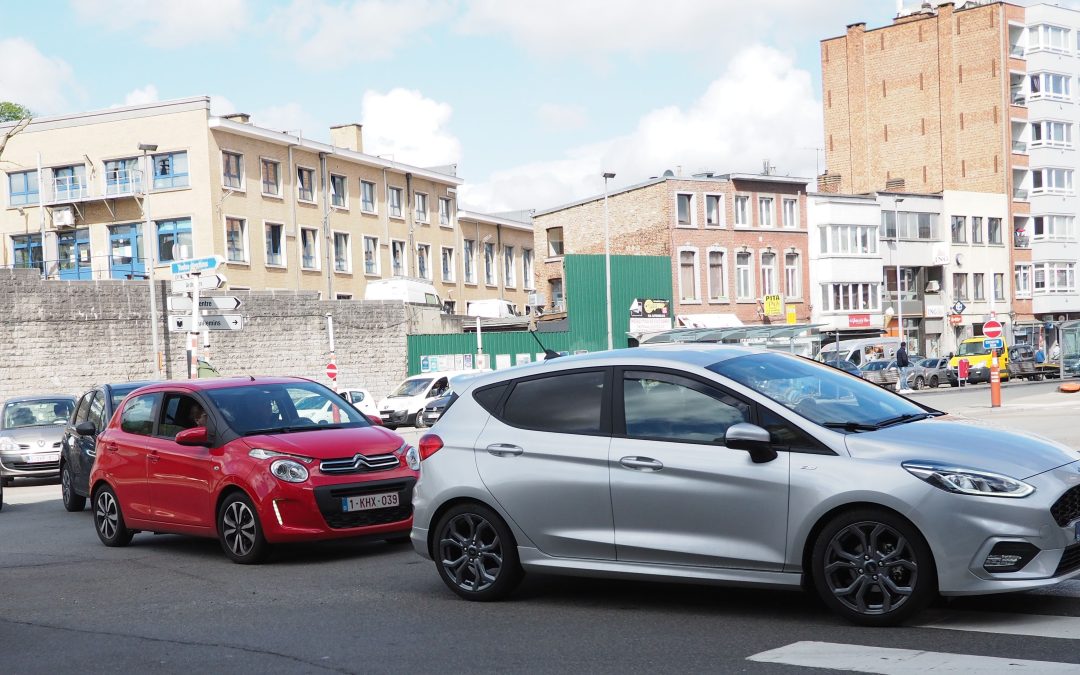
[4,384,1080,674]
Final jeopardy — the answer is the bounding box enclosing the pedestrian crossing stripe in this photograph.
[917,610,1080,641]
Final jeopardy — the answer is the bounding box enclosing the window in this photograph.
[441,246,454,282]
[758,196,774,227]
[439,197,452,226]
[500,371,605,434]
[301,227,319,269]
[522,248,534,290]
[676,193,695,227]
[736,251,753,300]
[819,282,881,312]
[550,277,564,309]
[9,170,39,206]
[108,224,144,279]
[334,232,351,273]
[880,211,938,240]
[158,393,205,438]
[330,174,347,208]
[1032,168,1074,194]
[261,159,281,196]
[225,217,248,263]
[707,250,726,301]
[1015,264,1032,298]
[297,167,315,202]
[391,240,406,276]
[784,252,800,299]
[782,198,798,228]
[1033,261,1076,294]
[222,151,243,189]
[1031,120,1072,148]
[463,239,476,283]
[156,218,192,263]
[105,158,139,195]
[484,242,496,285]
[1032,214,1077,241]
[1029,24,1071,53]
[388,187,403,217]
[760,252,778,295]
[973,273,985,301]
[152,152,188,189]
[951,215,967,244]
[415,192,428,222]
[678,249,699,302]
[705,195,723,227]
[12,234,43,272]
[363,236,378,275]
[820,224,879,255]
[971,216,983,244]
[547,227,564,256]
[416,243,431,279]
[622,371,749,444]
[734,195,750,226]
[265,222,284,266]
[1029,72,1071,101]
[504,245,515,288]
[52,165,87,200]
[994,273,1005,301]
[361,180,376,212]
[336,293,353,300]
[988,217,1002,245]
[953,273,969,301]
[120,393,157,436]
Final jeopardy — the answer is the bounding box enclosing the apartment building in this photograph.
[533,172,811,326]
[0,97,534,311]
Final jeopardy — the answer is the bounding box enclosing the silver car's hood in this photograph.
[0,425,66,447]
[844,416,1079,480]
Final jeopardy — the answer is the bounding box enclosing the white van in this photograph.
[466,299,520,318]
[364,277,442,308]
[377,370,478,429]
[816,337,901,368]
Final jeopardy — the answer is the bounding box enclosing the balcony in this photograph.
[1015,233,1031,249]
[1011,44,1026,58]
[1013,140,1028,154]
[1014,188,1029,201]
[1011,89,1027,107]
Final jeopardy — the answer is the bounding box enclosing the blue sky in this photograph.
[3,1,924,211]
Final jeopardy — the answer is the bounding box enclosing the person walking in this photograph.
[896,341,912,392]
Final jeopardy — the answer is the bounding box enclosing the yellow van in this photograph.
[948,336,1009,384]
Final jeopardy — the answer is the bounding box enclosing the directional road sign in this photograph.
[168,314,244,332]
[167,295,243,312]
[983,319,1003,339]
[983,337,1004,351]
[170,274,226,295]
[170,255,224,277]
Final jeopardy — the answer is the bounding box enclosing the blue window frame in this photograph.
[58,228,91,280]
[9,170,39,206]
[153,152,189,190]
[156,218,192,263]
[12,234,43,272]
[109,224,145,279]
[105,158,140,195]
[52,165,87,201]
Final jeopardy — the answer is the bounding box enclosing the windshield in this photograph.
[958,341,990,357]
[861,361,891,371]
[390,378,432,398]
[204,382,369,435]
[708,353,929,430]
[2,398,75,429]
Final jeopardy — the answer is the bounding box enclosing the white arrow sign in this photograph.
[167,295,243,311]
[170,274,226,294]
[168,314,244,332]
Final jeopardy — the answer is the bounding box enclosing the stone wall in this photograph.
[0,268,414,402]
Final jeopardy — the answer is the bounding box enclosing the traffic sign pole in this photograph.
[990,349,1002,408]
[190,272,200,379]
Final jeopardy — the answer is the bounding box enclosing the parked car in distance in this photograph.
[89,377,418,564]
[411,346,1080,626]
[948,336,1011,385]
[378,371,469,428]
[859,357,924,389]
[823,358,861,377]
[364,277,443,309]
[466,299,521,319]
[60,381,160,512]
[340,388,379,418]
[911,358,949,389]
[1007,345,1044,382]
[0,394,77,485]
[419,393,457,427]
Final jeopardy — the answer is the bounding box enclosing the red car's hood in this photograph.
[241,425,404,460]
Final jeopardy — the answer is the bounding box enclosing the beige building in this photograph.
[0,96,534,311]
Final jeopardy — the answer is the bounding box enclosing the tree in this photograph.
[0,101,33,122]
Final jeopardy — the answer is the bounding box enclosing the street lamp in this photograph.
[893,196,905,349]
[603,172,616,351]
[138,142,161,378]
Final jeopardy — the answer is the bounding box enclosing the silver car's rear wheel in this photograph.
[434,503,522,601]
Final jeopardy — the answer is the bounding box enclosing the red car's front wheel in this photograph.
[218,492,270,564]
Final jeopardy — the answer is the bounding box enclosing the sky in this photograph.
[0,0,1057,214]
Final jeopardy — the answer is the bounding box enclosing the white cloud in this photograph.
[361,88,462,166]
[537,103,588,131]
[71,0,249,47]
[251,102,322,137]
[210,95,239,117]
[0,38,78,114]
[123,85,159,106]
[460,45,820,212]
[267,0,455,66]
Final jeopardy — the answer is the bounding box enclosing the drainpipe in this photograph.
[320,152,332,299]
[405,172,415,277]
[288,138,300,291]
[497,224,504,301]
[382,167,390,276]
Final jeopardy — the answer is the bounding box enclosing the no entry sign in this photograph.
[983,320,1003,339]
[326,362,338,380]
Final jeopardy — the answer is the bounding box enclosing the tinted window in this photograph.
[87,393,106,431]
[120,394,157,436]
[500,371,604,434]
[74,394,92,425]
[473,384,508,414]
[622,371,749,443]
[204,382,368,435]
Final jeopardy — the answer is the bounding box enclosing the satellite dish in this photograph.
[662,169,675,178]
[954,253,964,267]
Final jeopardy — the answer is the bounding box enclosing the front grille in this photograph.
[313,478,415,530]
[1055,543,1080,576]
[1050,485,1080,527]
[9,461,59,471]
[15,442,61,450]
[320,452,400,475]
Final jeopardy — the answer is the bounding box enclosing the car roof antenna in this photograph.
[527,318,561,360]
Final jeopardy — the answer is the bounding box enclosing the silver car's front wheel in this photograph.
[434,503,522,601]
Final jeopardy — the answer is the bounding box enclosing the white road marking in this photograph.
[917,610,1080,641]
[747,640,1080,673]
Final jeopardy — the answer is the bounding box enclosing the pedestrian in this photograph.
[896,341,912,391]
[1036,347,1046,364]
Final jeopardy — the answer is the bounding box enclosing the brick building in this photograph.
[532,172,811,326]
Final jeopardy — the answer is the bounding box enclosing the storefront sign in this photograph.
[949,314,964,326]
[848,314,871,328]
[763,294,782,317]
[629,298,672,333]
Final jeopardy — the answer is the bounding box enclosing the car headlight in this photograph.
[394,442,420,471]
[269,458,309,483]
[0,437,16,452]
[903,462,1034,498]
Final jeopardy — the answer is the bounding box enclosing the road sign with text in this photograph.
[170,274,226,295]
[170,255,224,277]
[168,314,244,332]
[167,295,243,312]
[983,338,1004,351]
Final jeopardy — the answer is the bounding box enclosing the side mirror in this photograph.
[725,423,778,464]
[75,421,97,437]
[175,426,210,447]
[366,414,384,426]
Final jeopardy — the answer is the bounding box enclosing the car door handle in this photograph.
[620,456,664,471]
[147,451,160,463]
[486,443,524,457]
[104,443,118,453]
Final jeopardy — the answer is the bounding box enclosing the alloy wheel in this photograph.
[96,491,119,540]
[439,512,503,592]
[222,501,257,558]
[822,520,917,616]
[61,467,71,502]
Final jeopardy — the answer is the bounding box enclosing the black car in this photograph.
[60,381,158,512]
[418,393,457,427]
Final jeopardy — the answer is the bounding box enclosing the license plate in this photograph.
[341,491,399,512]
[28,452,59,463]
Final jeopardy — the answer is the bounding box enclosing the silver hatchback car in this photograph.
[410,346,1080,626]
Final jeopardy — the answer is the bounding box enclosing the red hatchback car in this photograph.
[88,377,420,563]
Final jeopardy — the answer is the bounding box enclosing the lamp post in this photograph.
[139,143,161,378]
[603,172,616,351]
[893,197,905,348]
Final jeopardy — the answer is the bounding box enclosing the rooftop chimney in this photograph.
[330,123,364,153]
[222,113,251,124]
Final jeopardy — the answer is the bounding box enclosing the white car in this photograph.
[295,389,378,424]
[378,371,485,429]
[340,388,379,418]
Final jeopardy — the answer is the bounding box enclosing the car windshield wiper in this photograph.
[243,424,324,436]
[874,412,934,428]
[822,421,882,432]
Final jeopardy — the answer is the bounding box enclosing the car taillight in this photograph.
[418,434,443,460]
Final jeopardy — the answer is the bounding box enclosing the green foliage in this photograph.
[0,102,33,122]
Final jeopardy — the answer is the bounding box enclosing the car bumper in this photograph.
[379,409,411,426]
[420,409,442,426]
[0,449,62,478]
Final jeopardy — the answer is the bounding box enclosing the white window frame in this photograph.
[439,197,453,228]
[704,193,725,228]
[221,150,245,191]
[993,272,1006,302]
[415,192,429,223]
[363,235,380,276]
[1033,261,1076,294]
[759,250,779,296]
[1015,263,1032,298]
[758,195,775,228]
[782,198,799,229]
[296,165,317,204]
[416,242,432,280]
[264,220,286,268]
[1029,24,1072,54]
[784,251,801,300]
[522,248,535,290]
[1032,167,1074,195]
[820,224,879,256]
[388,186,404,219]
[706,247,727,302]
[300,226,320,270]
[675,192,697,228]
[332,230,352,274]
[463,239,477,284]
[360,180,377,214]
[440,245,455,282]
[820,282,881,313]
[735,250,755,300]
[330,173,349,210]
[224,215,249,264]
[391,239,407,276]
[504,245,516,288]
[1029,71,1071,102]
[483,241,497,286]
[546,227,564,258]
[260,157,282,198]
[1032,214,1077,241]
[677,247,701,303]
[734,194,750,227]
[1030,119,1073,149]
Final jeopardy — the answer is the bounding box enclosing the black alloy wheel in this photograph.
[61,463,86,512]
[433,502,523,601]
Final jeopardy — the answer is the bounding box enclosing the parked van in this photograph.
[364,277,442,308]
[948,336,1010,384]
[466,299,520,318]
[377,370,479,429]
[816,337,902,368]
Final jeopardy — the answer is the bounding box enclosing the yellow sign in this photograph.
[763,294,782,317]
[786,307,797,324]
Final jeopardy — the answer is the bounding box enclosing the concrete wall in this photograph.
[0,268,415,402]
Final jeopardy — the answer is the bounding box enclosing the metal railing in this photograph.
[1015,233,1031,249]
[1011,44,1026,58]
[1011,90,1027,107]
[1,254,150,281]
[1013,140,1028,154]
[1014,188,1029,200]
